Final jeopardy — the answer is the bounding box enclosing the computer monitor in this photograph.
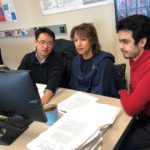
[0,48,4,65]
[0,70,47,145]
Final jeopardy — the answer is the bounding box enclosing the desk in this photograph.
[0,88,131,150]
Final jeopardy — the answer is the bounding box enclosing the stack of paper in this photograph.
[27,92,121,150]
[27,112,101,150]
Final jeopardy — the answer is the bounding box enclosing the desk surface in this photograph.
[0,88,131,150]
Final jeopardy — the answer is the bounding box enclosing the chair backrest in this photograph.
[0,48,10,70]
[115,63,127,89]
[53,39,77,87]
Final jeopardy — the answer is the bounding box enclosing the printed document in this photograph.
[58,92,98,113]
[27,102,121,150]
[27,110,100,150]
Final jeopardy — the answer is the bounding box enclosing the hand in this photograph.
[41,90,53,105]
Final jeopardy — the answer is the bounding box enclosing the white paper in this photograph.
[36,83,46,98]
[73,102,122,127]
[36,83,62,99]
[27,111,100,150]
[27,102,121,150]
[58,92,98,113]
[77,131,103,150]
[39,0,113,15]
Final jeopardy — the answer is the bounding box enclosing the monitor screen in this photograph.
[0,48,3,65]
[0,70,47,145]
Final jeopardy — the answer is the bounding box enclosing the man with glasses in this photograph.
[18,27,63,105]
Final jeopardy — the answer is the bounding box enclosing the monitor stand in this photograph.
[0,118,32,145]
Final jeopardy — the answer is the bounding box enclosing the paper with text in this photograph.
[58,92,98,113]
[27,102,121,150]
[73,102,122,127]
[27,111,100,150]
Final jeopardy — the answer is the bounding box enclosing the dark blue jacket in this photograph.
[70,51,121,98]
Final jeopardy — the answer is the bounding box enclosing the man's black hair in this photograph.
[35,27,55,40]
[116,14,150,49]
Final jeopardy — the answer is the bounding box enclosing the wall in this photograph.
[0,0,129,83]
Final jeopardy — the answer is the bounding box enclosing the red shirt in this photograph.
[119,50,150,116]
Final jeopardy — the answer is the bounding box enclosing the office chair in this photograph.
[115,63,127,89]
[53,39,77,88]
[0,49,9,70]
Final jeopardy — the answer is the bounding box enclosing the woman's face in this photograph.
[73,32,93,59]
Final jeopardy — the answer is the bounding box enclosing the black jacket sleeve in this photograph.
[46,53,64,93]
